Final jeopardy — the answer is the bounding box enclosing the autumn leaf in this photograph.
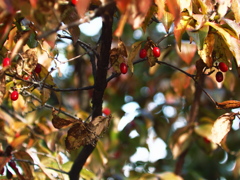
[187,25,209,50]
[231,0,240,23]
[16,49,38,76]
[10,135,29,149]
[211,113,235,145]
[166,0,180,25]
[170,125,193,159]
[40,88,51,105]
[88,115,112,137]
[176,42,197,65]
[127,41,143,73]
[174,17,191,50]
[52,113,78,129]
[198,33,215,67]
[155,0,165,20]
[141,4,158,32]
[75,0,91,18]
[216,100,240,109]
[65,122,91,150]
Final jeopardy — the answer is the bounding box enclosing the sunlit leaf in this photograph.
[170,126,193,159]
[142,5,158,32]
[127,41,143,73]
[158,172,184,180]
[198,33,215,67]
[166,0,180,25]
[160,11,174,33]
[176,42,197,64]
[174,17,191,50]
[155,0,165,21]
[10,135,28,149]
[211,113,235,145]
[231,0,240,23]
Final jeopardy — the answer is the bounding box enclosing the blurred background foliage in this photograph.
[0,0,240,180]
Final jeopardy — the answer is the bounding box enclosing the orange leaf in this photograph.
[176,42,197,65]
[216,100,240,109]
[10,135,28,149]
[155,0,165,20]
[76,0,91,17]
[166,0,180,25]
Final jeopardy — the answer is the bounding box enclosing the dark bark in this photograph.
[68,3,116,180]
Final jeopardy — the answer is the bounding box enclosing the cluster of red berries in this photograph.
[2,57,42,101]
[139,46,161,59]
[215,62,228,83]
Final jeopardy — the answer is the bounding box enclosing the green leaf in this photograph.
[187,25,209,50]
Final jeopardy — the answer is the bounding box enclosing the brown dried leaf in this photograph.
[211,113,235,145]
[52,113,77,129]
[118,40,128,57]
[88,115,112,137]
[16,49,38,76]
[65,122,91,150]
[127,41,143,73]
[0,72,6,105]
[216,100,240,109]
[40,88,51,105]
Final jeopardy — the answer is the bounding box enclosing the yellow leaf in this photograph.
[231,0,240,23]
[10,135,28,149]
[198,33,215,67]
[211,113,235,145]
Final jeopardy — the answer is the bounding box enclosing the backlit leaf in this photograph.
[198,33,215,67]
[160,11,174,33]
[127,41,143,73]
[231,0,240,23]
[10,135,28,149]
[142,4,158,32]
[211,113,235,145]
[166,0,180,25]
[176,42,197,65]
[155,0,165,21]
[40,88,51,105]
[174,17,191,50]
[170,126,193,159]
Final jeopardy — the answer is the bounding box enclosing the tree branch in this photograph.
[68,2,116,180]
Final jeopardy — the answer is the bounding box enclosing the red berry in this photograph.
[103,108,111,116]
[8,161,16,169]
[203,137,211,144]
[216,71,224,82]
[71,0,78,5]
[2,57,10,67]
[23,74,30,80]
[152,47,161,57]
[10,91,19,101]
[34,64,42,74]
[139,49,147,58]
[120,62,128,74]
[219,62,228,72]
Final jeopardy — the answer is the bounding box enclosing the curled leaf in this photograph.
[216,100,240,109]
[211,113,235,145]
